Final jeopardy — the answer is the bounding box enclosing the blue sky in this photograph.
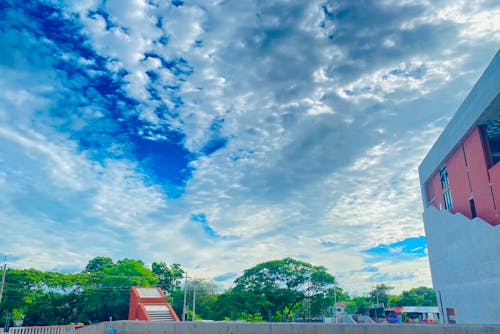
[0,0,499,294]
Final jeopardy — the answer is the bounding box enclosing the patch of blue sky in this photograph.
[143,53,193,77]
[369,272,415,283]
[191,214,239,240]
[171,0,184,7]
[343,85,372,97]
[5,1,196,197]
[26,3,94,60]
[200,118,227,155]
[387,64,427,80]
[213,272,237,282]
[363,236,427,263]
[87,9,116,31]
[320,241,335,247]
[0,254,21,262]
[320,240,356,250]
[201,138,228,156]
[157,35,169,46]
[132,134,193,197]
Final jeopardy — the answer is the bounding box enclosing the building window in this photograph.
[469,198,477,218]
[439,166,449,189]
[443,189,453,210]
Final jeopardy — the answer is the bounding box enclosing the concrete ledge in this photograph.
[77,320,500,334]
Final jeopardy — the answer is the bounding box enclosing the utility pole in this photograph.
[333,284,337,324]
[182,272,193,321]
[0,257,6,306]
[182,272,188,321]
[192,284,196,321]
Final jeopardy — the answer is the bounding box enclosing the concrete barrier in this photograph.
[76,320,500,334]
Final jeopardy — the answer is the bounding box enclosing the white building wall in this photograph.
[423,206,500,324]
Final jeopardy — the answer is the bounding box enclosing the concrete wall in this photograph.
[76,320,500,334]
[423,206,500,324]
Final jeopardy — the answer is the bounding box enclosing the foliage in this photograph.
[169,279,220,320]
[391,287,437,307]
[347,296,371,315]
[151,262,184,293]
[0,256,438,325]
[0,257,160,326]
[84,257,114,273]
[369,284,393,307]
[231,257,335,319]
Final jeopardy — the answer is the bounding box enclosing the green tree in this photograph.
[177,279,220,320]
[345,296,371,315]
[231,258,335,320]
[0,268,90,326]
[1,258,161,326]
[80,258,158,322]
[393,287,437,307]
[369,284,393,307]
[151,262,184,293]
[84,257,114,273]
[388,295,400,307]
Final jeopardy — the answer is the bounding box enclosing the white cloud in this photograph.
[1,0,499,295]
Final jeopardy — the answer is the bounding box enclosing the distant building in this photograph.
[418,50,500,324]
[401,306,439,324]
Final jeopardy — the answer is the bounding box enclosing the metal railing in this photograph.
[9,326,76,334]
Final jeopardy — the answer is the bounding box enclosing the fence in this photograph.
[8,326,76,334]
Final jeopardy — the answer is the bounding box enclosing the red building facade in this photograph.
[425,126,500,226]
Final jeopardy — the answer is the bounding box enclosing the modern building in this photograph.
[418,50,500,324]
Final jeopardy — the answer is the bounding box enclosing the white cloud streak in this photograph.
[0,0,499,294]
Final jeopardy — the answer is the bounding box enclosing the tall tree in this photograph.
[231,258,335,319]
[82,258,158,322]
[1,269,90,326]
[369,284,393,307]
[345,296,372,315]
[84,257,114,273]
[393,287,437,307]
[151,262,184,293]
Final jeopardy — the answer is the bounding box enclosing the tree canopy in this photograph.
[390,286,437,307]
[0,256,437,325]
[232,257,335,319]
[151,262,184,293]
[0,257,159,326]
[369,284,393,307]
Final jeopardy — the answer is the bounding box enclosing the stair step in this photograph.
[147,308,176,322]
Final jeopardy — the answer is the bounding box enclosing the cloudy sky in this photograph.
[0,0,499,294]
